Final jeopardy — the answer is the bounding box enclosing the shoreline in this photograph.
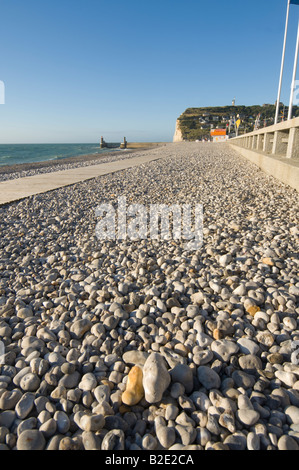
[0,149,135,175]
[0,143,166,182]
[0,142,167,176]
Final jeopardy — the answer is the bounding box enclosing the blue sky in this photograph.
[0,0,298,143]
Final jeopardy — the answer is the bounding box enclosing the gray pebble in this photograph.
[101,429,125,450]
[285,406,299,425]
[39,419,57,438]
[15,393,35,419]
[0,411,16,429]
[169,383,185,400]
[236,409,260,426]
[20,373,40,392]
[223,432,247,450]
[237,338,260,355]
[17,430,46,450]
[122,350,149,366]
[79,373,97,391]
[197,366,221,390]
[70,319,92,339]
[82,431,102,450]
[154,417,176,449]
[277,435,299,450]
[79,413,105,432]
[232,370,256,389]
[247,432,260,450]
[142,433,158,450]
[58,371,81,388]
[211,339,239,362]
[54,411,70,434]
[196,427,211,447]
[170,364,193,394]
[239,354,262,373]
[175,424,197,446]
[0,389,22,411]
[165,404,179,421]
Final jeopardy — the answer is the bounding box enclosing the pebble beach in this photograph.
[0,142,299,451]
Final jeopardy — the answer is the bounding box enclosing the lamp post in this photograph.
[288,19,299,119]
[275,0,291,124]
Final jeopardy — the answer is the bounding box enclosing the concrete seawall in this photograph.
[229,117,299,191]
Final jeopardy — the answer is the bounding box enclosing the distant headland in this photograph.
[173,104,299,142]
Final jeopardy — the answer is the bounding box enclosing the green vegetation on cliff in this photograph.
[177,104,299,141]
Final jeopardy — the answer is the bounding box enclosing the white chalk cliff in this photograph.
[173,119,183,142]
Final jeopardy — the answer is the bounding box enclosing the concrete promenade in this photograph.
[0,152,163,205]
[0,138,298,207]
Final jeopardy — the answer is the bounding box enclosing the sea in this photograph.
[0,143,121,167]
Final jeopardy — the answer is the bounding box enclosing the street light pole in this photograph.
[288,19,299,119]
[275,0,291,124]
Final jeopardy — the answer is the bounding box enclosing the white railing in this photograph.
[230,116,299,159]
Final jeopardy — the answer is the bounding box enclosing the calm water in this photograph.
[0,143,121,166]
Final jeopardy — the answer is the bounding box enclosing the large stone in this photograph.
[190,291,205,305]
[219,411,236,433]
[122,366,144,406]
[143,353,171,404]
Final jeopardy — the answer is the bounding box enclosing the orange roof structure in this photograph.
[210,129,227,136]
